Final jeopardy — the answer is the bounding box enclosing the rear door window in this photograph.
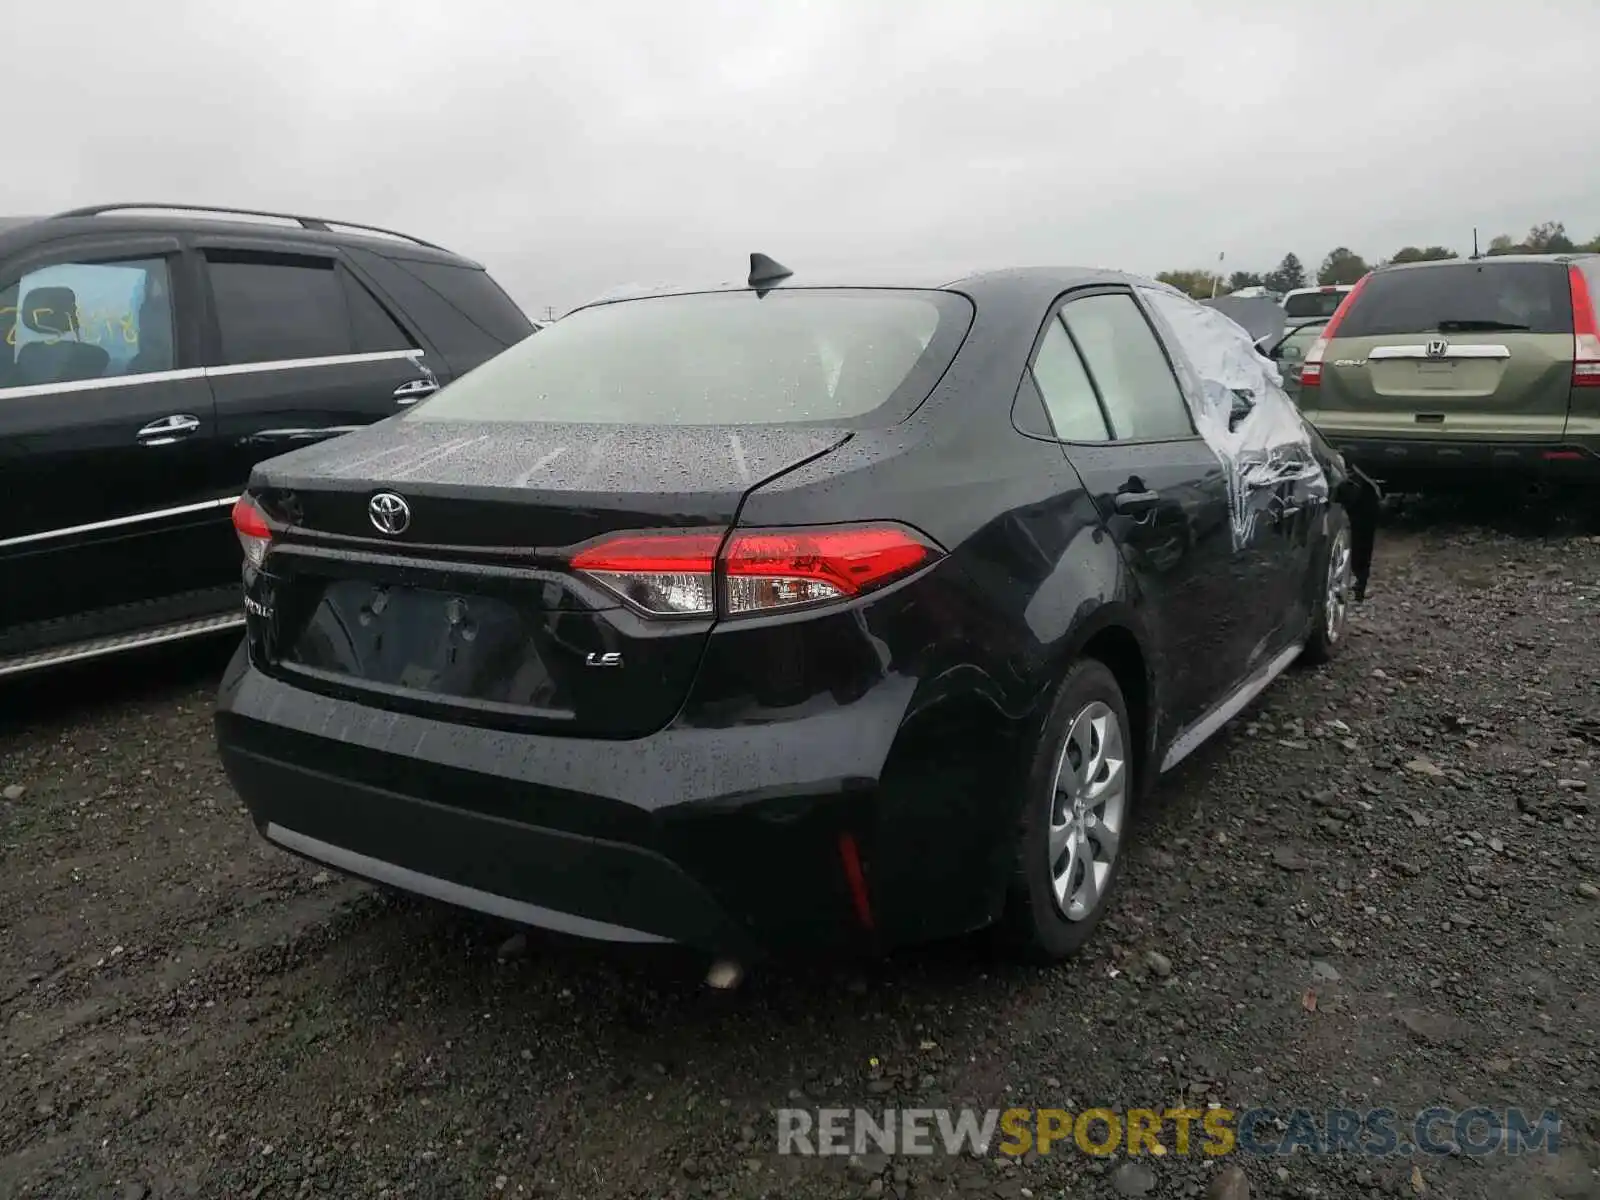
[1030,318,1111,441]
[406,288,973,427]
[1274,322,1324,365]
[206,252,353,365]
[1336,262,1573,338]
[390,258,534,345]
[1059,293,1195,441]
[342,271,417,353]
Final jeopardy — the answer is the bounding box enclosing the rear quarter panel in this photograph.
[726,408,1148,942]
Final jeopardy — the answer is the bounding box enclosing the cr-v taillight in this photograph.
[231,496,272,568]
[1298,273,1371,390]
[1568,265,1600,388]
[568,524,942,618]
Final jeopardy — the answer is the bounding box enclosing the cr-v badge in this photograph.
[586,652,623,668]
[368,492,411,535]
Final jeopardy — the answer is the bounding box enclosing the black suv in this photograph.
[0,203,535,678]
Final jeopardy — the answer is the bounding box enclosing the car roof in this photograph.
[581,262,1176,310]
[1376,253,1598,272]
[0,205,481,269]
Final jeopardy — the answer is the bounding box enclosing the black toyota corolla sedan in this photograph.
[215,256,1376,964]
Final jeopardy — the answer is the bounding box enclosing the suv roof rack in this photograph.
[48,203,446,251]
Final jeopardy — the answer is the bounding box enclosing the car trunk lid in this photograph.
[244,419,850,737]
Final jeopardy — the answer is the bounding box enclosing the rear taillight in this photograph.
[568,524,942,618]
[1299,274,1371,390]
[567,532,721,616]
[1568,265,1600,388]
[231,496,272,568]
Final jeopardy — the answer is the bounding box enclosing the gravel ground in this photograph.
[2,497,1598,1200]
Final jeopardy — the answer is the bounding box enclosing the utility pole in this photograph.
[543,306,555,322]
[1211,252,1225,298]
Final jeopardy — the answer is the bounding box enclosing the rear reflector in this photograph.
[569,524,941,618]
[837,832,875,931]
[1568,265,1600,388]
[231,496,272,568]
[1298,274,1369,390]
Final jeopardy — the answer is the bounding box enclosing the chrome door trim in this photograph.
[240,425,363,442]
[205,349,423,379]
[0,349,427,400]
[0,368,209,402]
[0,495,239,550]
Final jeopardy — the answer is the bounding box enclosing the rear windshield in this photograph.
[406,288,972,427]
[1336,261,1573,338]
[1283,289,1349,319]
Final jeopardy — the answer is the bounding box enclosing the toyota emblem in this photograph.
[368,491,411,535]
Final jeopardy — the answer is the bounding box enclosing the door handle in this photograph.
[1113,489,1160,516]
[136,414,201,446]
[393,378,438,406]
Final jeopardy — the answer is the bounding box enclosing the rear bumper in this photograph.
[1319,435,1600,483]
[214,644,1020,956]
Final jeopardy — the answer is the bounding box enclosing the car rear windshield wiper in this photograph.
[1434,319,1531,332]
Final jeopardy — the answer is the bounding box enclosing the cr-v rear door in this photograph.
[1309,260,1575,442]
[195,238,444,488]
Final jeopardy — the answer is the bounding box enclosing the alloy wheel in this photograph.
[1047,701,1128,922]
[1325,528,1352,644]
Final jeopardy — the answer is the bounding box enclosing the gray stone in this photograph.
[1112,1161,1158,1196]
[1207,1165,1251,1200]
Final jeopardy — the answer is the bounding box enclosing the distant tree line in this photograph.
[1154,221,1600,300]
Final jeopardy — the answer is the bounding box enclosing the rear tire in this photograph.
[1002,659,1133,963]
[1301,505,1352,666]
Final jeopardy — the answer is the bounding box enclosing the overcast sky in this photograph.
[13,0,1599,317]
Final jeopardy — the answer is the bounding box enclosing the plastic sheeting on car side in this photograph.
[1138,283,1330,551]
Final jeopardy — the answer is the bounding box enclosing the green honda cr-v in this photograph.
[1297,254,1600,491]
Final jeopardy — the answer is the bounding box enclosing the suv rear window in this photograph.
[1335,261,1573,338]
[1283,290,1349,320]
[406,288,973,427]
